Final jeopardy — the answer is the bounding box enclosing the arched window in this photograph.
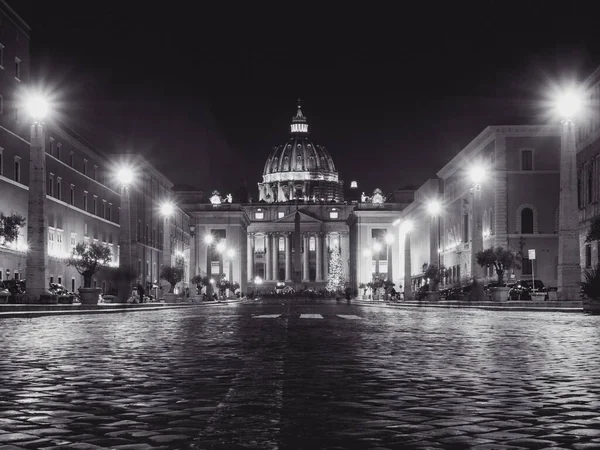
[521,208,534,234]
[296,155,303,170]
[320,156,326,168]
[309,236,316,251]
[271,158,278,172]
[278,237,285,252]
[283,156,290,171]
[309,156,316,170]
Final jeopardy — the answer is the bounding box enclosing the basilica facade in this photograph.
[178,103,409,294]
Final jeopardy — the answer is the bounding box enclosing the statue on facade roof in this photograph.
[209,191,222,205]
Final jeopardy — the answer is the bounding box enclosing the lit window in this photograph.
[329,210,339,219]
[255,209,264,220]
[279,237,285,251]
[278,211,285,219]
[350,181,358,188]
[521,149,533,171]
[309,237,316,251]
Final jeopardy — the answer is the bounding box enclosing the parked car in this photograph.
[508,279,548,300]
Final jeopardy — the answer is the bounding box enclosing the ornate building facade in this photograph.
[182,103,408,294]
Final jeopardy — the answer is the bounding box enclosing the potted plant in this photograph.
[476,246,521,302]
[358,283,368,299]
[424,263,442,302]
[581,264,600,314]
[191,274,210,300]
[371,275,385,300]
[160,259,184,303]
[67,242,112,304]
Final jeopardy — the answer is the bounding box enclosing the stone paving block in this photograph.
[0,434,38,444]
[148,434,191,443]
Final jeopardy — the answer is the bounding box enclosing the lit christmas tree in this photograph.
[326,245,345,292]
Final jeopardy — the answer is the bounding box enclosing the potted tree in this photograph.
[67,242,112,304]
[424,263,442,302]
[191,274,210,301]
[358,283,368,299]
[476,246,521,302]
[581,264,600,314]
[160,259,184,303]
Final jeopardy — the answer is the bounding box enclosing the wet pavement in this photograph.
[0,298,599,449]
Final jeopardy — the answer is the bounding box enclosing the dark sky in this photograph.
[14,0,600,197]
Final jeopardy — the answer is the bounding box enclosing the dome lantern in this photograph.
[290,98,308,134]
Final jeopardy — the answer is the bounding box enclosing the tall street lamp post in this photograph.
[25,95,50,302]
[427,199,442,269]
[469,165,486,301]
[556,89,583,300]
[160,201,174,268]
[204,234,214,297]
[117,165,134,302]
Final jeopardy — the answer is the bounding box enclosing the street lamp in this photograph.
[399,220,413,300]
[24,93,51,302]
[116,164,135,302]
[555,87,584,300]
[254,276,263,296]
[427,199,442,268]
[160,201,175,270]
[469,164,486,300]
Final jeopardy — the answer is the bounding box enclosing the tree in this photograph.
[476,246,521,285]
[160,258,184,293]
[0,213,26,244]
[191,274,210,294]
[326,245,345,292]
[581,264,600,301]
[424,263,443,291]
[67,242,112,288]
[585,217,600,243]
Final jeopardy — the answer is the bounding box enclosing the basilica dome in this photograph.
[258,101,343,203]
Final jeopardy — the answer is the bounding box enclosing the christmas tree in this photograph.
[326,245,345,292]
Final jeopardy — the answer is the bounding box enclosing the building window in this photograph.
[102,200,106,218]
[585,244,592,268]
[521,149,533,171]
[83,159,88,176]
[0,43,4,68]
[521,208,534,234]
[278,211,285,219]
[309,236,316,251]
[56,143,61,160]
[92,196,97,215]
[69,152,74,167]
[0,147,3,175]
[463,213,469,242]
[0,94,3,114]
[70,185,75,205]
[93,165,97,180]
[56,177,62,200]
[49,138,55,155]
[14,156,21,183]
[83,192,88,211]
[117,208,120,223]
[84,222,88,236]
[329,209,339,219]
[48,173,54,197]
[588,165,594,204]
[14,57,21,81]
[255,209,264,220]
[278,237,285,252]
[108,204,112,221]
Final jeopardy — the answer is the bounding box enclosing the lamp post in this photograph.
[384,233,394,300]
[160,201,174,269]
[469,165,486,301]
[204,233,214,297]
[116,165,134,301]
[427,199,442,269]
[25,94,50,302]
[254,276,263,297]
[400,220,413,300]
[556,88,583,300]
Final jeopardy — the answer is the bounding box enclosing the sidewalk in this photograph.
[351,298,584,313]
[0,298,244,319]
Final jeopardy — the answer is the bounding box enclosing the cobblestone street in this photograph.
[0,300,599,449]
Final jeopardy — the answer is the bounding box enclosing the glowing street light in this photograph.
[555,88,583,121]
[216,241,226,253]
[227,249,235,258]
[384,233,394,245]
[204,234,214,245]
[468,165,486,186]
[26,94,49,122]
[117,166,134,187]
[363,248,372,257]
[373,242,382,253]
[427,199,442,216]
[160,201,174,217]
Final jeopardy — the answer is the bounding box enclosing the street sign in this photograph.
[528,249,536,260]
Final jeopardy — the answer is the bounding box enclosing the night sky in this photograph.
[15,0,600,198]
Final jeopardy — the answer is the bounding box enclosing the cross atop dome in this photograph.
[290,99,308,134]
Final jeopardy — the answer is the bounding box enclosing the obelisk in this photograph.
[293,207,302,289]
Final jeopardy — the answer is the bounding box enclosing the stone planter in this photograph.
[78,287,102,305]
[583,299,600,314]
[531,292,546,302]
[0,293,9,304]
[425,291,440,302]
[57,295,74,304]
[490,287,510,302]
[103,295,115,303]
[164,293,178,303]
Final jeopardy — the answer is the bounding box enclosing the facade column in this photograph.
[341,232,350,283]
[558,119,582,299]
[316,233,323,281]
[471,186,483,279]
[247,233,254,282]
[285,233,292,281]
[404,231,412,300]
[303,234,310,281]
[265,233,271,281]
[272,233,279,281]
[26,121,49,302]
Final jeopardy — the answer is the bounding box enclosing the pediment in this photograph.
[274,210,323,224]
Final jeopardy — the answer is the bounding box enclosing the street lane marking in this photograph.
[337,314,363,320]
[252,314,282,318]
[299,314,323,319]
